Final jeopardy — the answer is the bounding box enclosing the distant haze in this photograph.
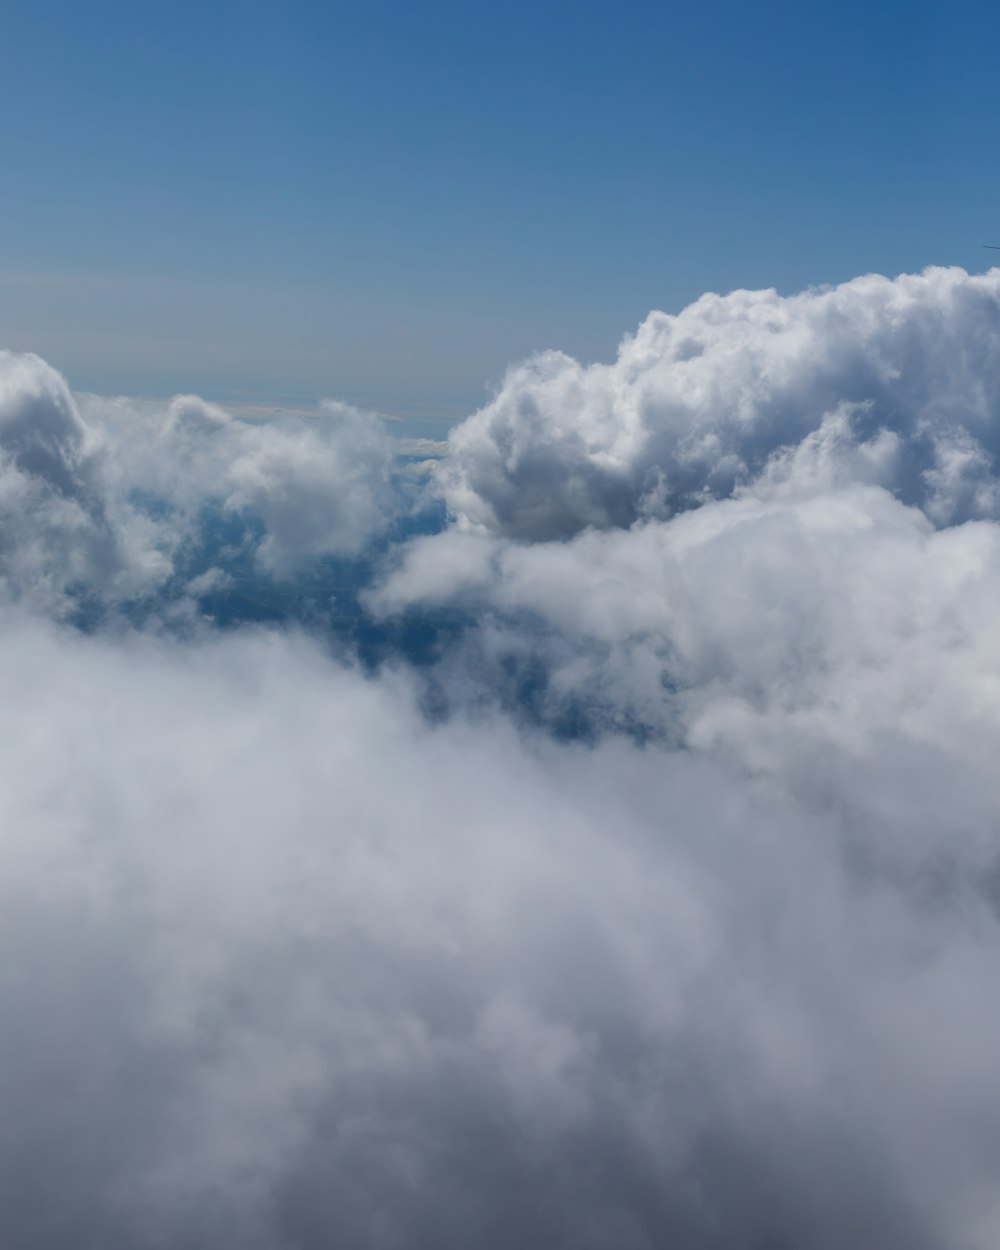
[3,0,1000,412]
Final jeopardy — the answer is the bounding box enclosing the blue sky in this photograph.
[2,0,999,420]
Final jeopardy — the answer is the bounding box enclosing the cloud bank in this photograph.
[5,267,1000,1248]
[4,617,997,1250]
[441,266,1000,538]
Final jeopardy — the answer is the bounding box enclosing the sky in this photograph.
[3,0,1000,417]
[9,6,1000,1247]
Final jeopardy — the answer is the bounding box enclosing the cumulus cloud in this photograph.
[0,351,161,613]
[87,389,398,580]
[440,266,1000,538]
[0,354,399,617]
[6,269,1000,1247]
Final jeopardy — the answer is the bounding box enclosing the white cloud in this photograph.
[0,614,996,1248]
[375,481,1000,871]
[223,399,396,575]
[440,267,1000,538]
[7,269,1000,1245]
[85,390,398,578]
[0,355,401,616]
[0,351,146,613]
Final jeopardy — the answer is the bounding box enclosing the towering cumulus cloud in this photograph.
[442,266,1000,536]
[0,351,129,612]
[5,268,1000,1248]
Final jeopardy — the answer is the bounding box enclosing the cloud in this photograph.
[0,351,142,614]
[0,614,996,1249]
[440,266,1000,538]
[220,399,396,575]
[6,270,1000,1246]
[85,390,399,580]
[0,355,400,617]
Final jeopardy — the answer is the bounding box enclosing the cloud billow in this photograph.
[0,620,985,1250]
[0,352,400,619]
[5,269,1000,1246]
[441,266,1000,538]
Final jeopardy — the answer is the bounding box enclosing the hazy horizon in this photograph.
[5,0,1000,413]
[5,4,1000,1248]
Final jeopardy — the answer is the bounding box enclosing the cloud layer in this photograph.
[4,617,998,1249]
[5,267,1000,1247]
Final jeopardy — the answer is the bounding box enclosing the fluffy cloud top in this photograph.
[441,266,1000,537]
[0,351,135,613]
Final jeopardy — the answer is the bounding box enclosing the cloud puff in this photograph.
[0,351,143,613]
[374,483,1000,865]
[441,267,1000,538]
[0,615,998,1249]
[85,390,398,580]
[223,399,396,575]
[0,354,399,616]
